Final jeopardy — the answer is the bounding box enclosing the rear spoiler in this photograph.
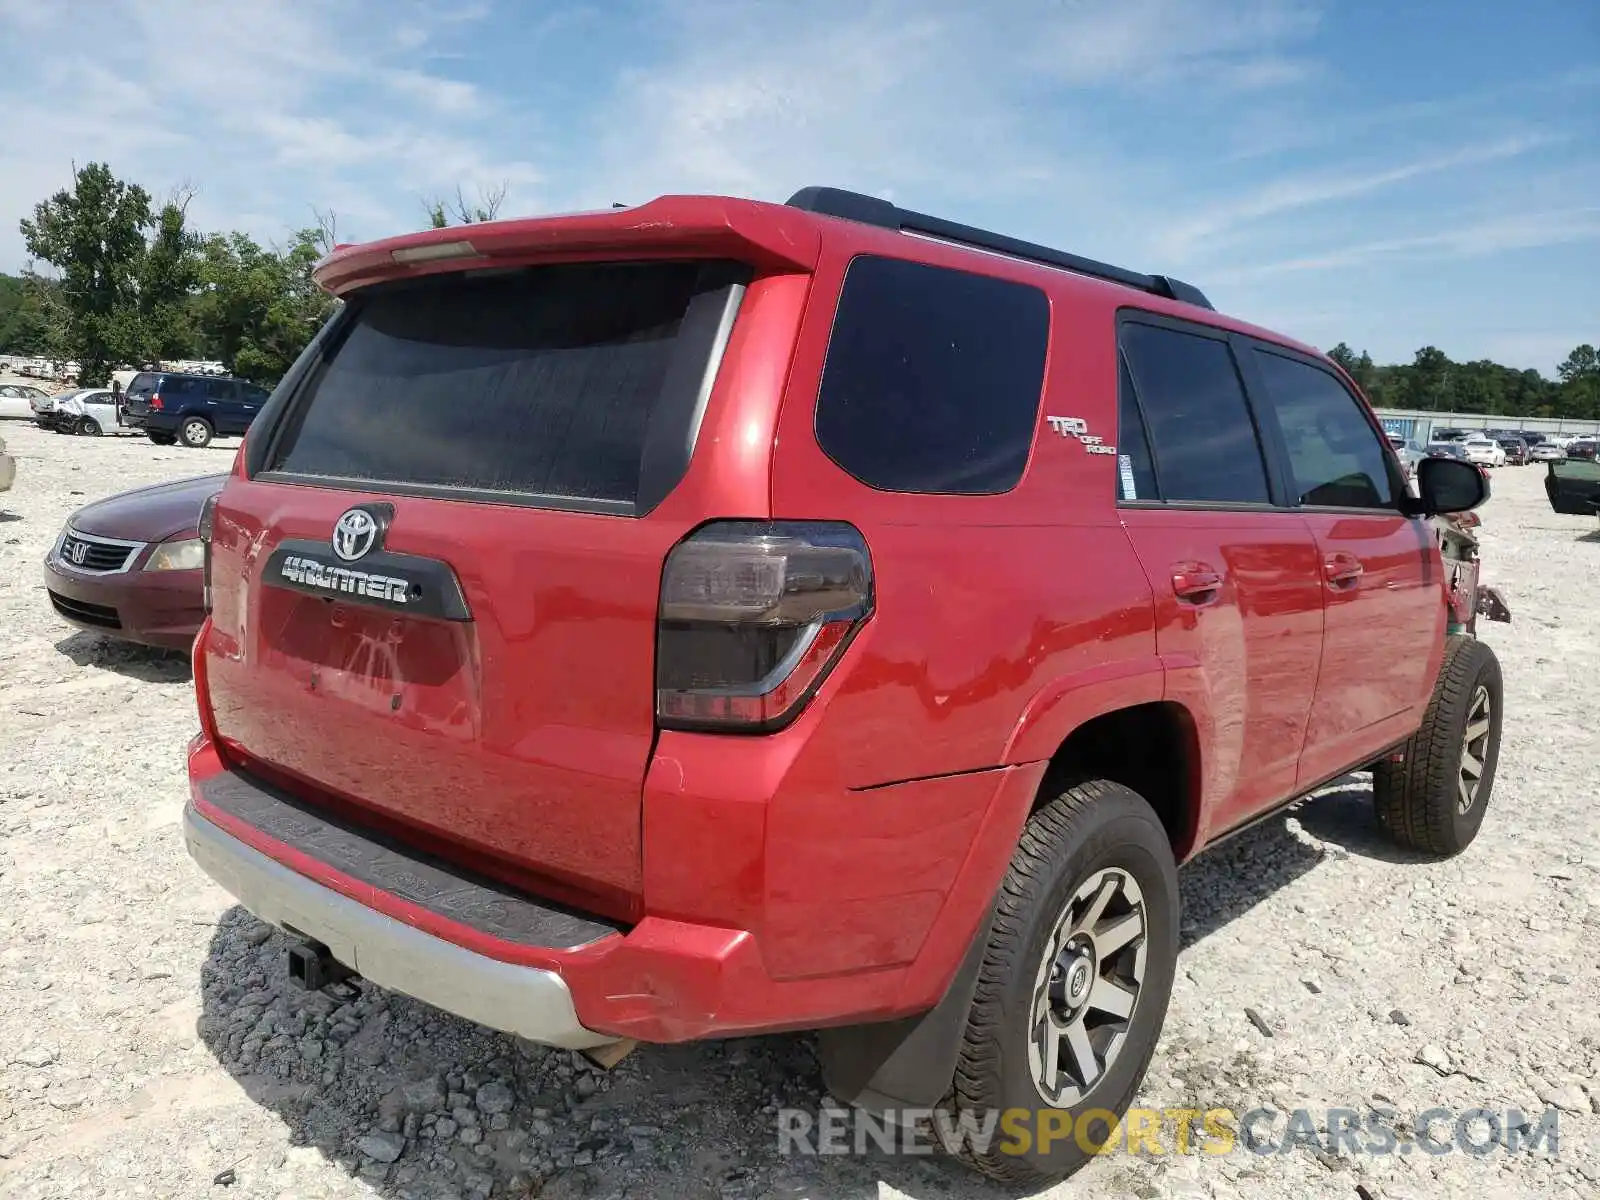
[313,196,824,296]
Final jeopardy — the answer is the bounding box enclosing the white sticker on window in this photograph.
[1119,454,1137,500]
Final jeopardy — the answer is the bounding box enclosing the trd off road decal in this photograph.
[1046,415,1117,456]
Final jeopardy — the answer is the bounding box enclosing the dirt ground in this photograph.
[1,418,1596,1200]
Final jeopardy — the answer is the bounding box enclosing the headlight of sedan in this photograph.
[146,537,205,571]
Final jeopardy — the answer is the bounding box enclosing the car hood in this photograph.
[70,473,227,543]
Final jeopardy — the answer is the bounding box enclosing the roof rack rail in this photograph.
[785,186,1213,311]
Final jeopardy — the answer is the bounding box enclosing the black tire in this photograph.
[180,417,213,448]
[950,780,1179,1185]
[1372,635,1502,856]
[79,416,101,436]
[147,431,177,445]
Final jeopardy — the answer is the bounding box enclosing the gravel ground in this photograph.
[1,418,1597,1200]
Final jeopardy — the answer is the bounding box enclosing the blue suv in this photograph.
[121,371,271,448]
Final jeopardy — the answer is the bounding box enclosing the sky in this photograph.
[0,0,1593,373]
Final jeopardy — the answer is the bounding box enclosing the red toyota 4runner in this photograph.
[183,188,1503,1183]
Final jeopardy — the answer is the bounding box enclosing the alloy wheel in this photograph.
[1458,685,1492,814]
[1028,867,1147,1106]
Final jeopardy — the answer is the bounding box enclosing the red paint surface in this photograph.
[190,194,1456,1040]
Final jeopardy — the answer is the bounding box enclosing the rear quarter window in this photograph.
[813,255,1049,494]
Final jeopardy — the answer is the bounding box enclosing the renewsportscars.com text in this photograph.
[777,1105,1561,1159]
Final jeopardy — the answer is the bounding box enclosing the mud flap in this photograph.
[817,901,993,1117]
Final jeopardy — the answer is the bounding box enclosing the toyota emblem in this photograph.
[332,508,380,562]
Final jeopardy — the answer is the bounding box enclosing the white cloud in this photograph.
[383,70,484,117]
[1210,206,1600,283]
[1153,133,1561,262]
[0,0,531,265]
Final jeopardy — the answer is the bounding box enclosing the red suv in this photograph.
[183,188,1503,1183]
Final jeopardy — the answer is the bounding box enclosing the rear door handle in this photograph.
[1171,563,1223,604]
[1324,552,1364,588]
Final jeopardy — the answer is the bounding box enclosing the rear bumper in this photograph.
[184,733,1045,1044]
[183,801,615,1050]
[123,409,177,433]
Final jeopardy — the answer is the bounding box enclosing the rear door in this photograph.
[122,373,159,419]
[1244,346,1442,786]
[204,379,243,432]
[200,260,753,918]
[238,383,270,430]
[1115,316,1324,839]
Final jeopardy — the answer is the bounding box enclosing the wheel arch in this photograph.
[1004,663,1203,861]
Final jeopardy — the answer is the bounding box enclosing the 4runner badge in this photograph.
[1047,414,1117,456]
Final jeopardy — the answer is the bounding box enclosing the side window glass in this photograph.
[814,255,1049,494]
[1119,323,1269,504]
[1116,354,1158,501]
[1253,350,1394,509]
[209,380,239,401]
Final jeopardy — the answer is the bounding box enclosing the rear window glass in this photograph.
[269,262,724,504]
[127,374,159,396]
[814,255,1049,494]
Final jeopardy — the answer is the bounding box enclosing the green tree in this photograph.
[136,195,202,362]
[1327,342,1357,373]
[1557,344,1600,420]
[0,272,60,354]
[18,162,154,383]
[194,229,333,384]
[423,181,509,228]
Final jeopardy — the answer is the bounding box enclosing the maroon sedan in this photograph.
[44,474,225,650]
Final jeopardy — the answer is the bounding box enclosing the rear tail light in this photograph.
[656,521,873,732]
[150,392,163,410]
[198,493,219,612]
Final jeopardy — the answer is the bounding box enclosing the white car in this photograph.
[1460,436,1505,467]
[0,382,51,421]
[54,389,120,435]
[1529,442,1566,463]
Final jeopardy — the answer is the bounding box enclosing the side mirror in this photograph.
[1406,456,1488,516]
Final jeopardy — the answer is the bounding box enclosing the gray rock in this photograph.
[1537,1082,1590,1114]
[402,1075,447,1114]
[475,1080,515,1115]
[1416,1044,1453,1074]
[459,1126,483,1146]
[489,1112,510,1131]
[435,1118,459,1138]
[453,1105,478,1127]
[357,1130,407,1164]
[12,1046,58,1068]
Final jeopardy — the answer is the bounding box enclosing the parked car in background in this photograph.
[54,389,121,436]
[121,371,272,447]
[32,387,96,431]
[1461,435,1505,467]
[43,474,226,649]
[1529,441,1566,463]
[1433,427,1471,441]
[1567,438,1598,462]
[0,382,50,420]
[1386,434,1427,478]
[1494,435,1529,465]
